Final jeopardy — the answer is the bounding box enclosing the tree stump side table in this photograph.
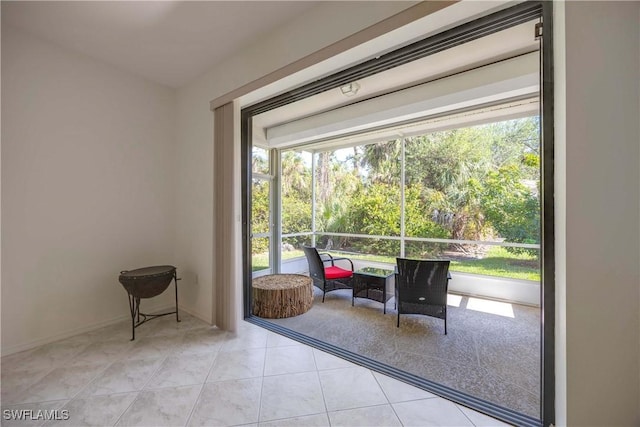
[252,274,313,318]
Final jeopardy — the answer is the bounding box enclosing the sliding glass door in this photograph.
[241,3,553,425]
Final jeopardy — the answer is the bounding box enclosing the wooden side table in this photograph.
[252,274,313,318]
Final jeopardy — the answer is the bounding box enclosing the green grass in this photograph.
[449,246,540,281]
[252,246,540,281]
[252,250,305,272]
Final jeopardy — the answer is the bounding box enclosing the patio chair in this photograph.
[395,258,450,334]
[303,246,354,302]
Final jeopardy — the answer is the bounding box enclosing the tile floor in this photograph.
[1,313,511,426]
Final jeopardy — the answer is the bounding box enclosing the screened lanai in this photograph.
[251,106,542,307]
[244,9,545,425]
[249,109,543,420]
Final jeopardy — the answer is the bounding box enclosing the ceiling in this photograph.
[1,1,319,88]
[252,19,540,148]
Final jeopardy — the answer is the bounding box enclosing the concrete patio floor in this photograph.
[264,287,541,419]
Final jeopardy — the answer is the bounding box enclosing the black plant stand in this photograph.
[118,265,181,340]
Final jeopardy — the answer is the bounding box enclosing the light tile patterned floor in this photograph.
[1,313,511,426]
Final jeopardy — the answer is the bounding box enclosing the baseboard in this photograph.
[1,301,215,357]
[1,302,175,357]
[176,304,213,325]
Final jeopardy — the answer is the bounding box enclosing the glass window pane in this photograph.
[252,146,270,175]
[315,140,401,236]
[405,240,540,281]
[404,117,540,246]
[251,179,270,234]
[316,234,399,261]
[404,240,449,259]
[281,235,310,261]
[281,150,312,235]
[251,237,270,272]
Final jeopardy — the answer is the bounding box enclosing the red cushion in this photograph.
[324,266,353,280]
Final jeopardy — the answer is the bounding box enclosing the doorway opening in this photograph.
[241,3,553,425]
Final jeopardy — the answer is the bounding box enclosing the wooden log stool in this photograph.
[252,274,313,318]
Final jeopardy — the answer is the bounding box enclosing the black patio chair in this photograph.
[395,258,450,334]
[303,246,354,302]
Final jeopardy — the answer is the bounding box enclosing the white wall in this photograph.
[1,27,177,354]
[559,2,640,425]
[174,1,418,323]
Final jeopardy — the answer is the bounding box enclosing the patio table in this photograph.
[352,267,395,313]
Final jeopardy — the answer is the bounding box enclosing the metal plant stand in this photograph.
[118,265,181,340]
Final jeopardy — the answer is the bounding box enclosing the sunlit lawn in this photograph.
[252,246,540,281]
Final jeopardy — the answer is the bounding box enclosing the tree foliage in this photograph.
[251,117,540,258]
[251,179,270,254]
[481,164,540,254]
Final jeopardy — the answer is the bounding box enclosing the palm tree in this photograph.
[281,151,310,196]
[360,139,401,185]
